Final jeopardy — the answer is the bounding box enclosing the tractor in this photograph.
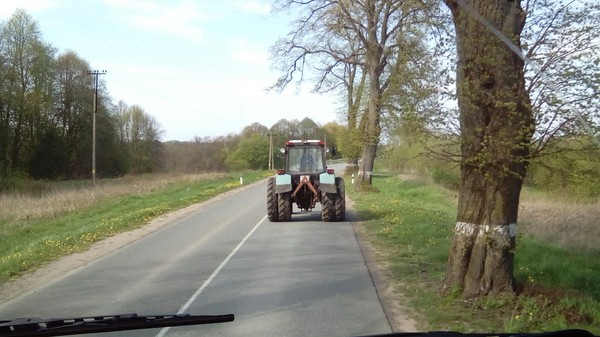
[267,140,345,222]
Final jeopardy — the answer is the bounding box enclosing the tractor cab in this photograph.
[284,140,326,174]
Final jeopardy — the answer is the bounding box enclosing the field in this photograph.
[346,175,600,333]
[519,189,600,253]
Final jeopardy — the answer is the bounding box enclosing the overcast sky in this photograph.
[0,0,341,141]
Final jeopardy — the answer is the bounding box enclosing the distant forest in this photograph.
[0,10,342,188]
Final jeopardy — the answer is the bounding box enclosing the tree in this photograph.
[0,9,165,182]
[0,9,55,176]
[241,122,269,138]
[441,0,534,297]
[437,0,600,297]
[298,117,320,139]
[322,121,344,158]
[522,0,600,166]
[271,118,300,140]
[162,134,237,173]
[272,0,440,187]
[52,51,95,178]
[226,134,269,170]
[95,105,129,177]
[528,135,600,198]
[28,127,67,179]
[340,62,367,166]
[116,103,163,174]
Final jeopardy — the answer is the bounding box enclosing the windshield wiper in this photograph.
[0,313,234,337]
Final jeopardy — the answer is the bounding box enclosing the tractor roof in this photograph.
[286,140,325,146]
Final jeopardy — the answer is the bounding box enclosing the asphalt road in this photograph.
[0,171,392,336]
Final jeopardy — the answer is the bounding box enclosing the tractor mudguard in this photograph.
[319,172,337,193]
[275,174,292,193]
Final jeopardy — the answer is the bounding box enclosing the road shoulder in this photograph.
[347,196,419,332]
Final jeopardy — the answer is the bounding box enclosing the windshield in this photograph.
[287,147,324,173]
[0,1,599,337]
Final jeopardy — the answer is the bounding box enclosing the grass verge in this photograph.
[347,175,600,334]
[0,171,269,285]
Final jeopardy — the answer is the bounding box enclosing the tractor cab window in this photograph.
[288,147,323,173]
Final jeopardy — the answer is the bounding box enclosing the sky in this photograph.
[0,0,342,141]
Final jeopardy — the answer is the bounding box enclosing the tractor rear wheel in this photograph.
[334,177,346,221]
[321,192,335,222]
[267,177,278,222]
[278,192,292,221]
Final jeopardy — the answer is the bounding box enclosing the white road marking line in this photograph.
[155,214,267,337]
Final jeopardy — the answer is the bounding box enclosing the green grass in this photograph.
[347,175,600,334]
[0,171,269,284]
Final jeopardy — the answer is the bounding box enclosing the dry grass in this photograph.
[519,191,600,253]
[0,173,226,228]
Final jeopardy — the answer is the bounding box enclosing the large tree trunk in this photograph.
[442,0,534,297]
[357,71,382,189]
[345,62,366,171]
[357,0,383,189]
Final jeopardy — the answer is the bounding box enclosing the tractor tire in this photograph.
[267,177,278,222]
[321,192,335,222]
[278,192,292,221]
[334,177,346,221]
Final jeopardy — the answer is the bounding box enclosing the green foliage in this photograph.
[28,128,68,180]
[226,134,269,170]
[225,156,248,171]
[527,137,600,198]
[430,165,460,190]
[378,140,424,173]
[97,112,130,177]
[338,127,363,162]
[0,9,55,175]
[297,117,320,139]
[0,10,163,181]
[241,122,268,138]
[378,126,461,189]
[163,118,334,174]
[271,0,445,186]
[0,172,46,193]
[164,135,238,173]
[115,103,163,174]
[322,121,343,159]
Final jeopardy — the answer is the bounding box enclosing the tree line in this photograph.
[164,118,343,173]
[0,9,345,189]
[0,10,163,185]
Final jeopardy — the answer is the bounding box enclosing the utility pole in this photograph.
[87,70,107,186]
[268,131,273,170]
